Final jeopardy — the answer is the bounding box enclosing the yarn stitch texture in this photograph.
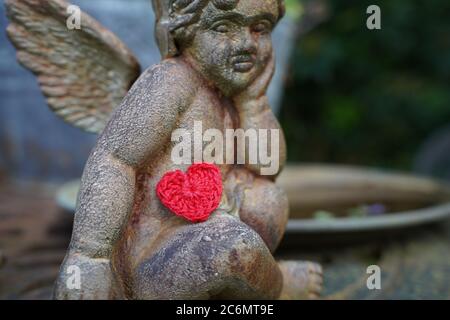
[156,163,223,223]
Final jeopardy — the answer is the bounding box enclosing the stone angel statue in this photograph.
[6,0,323,300]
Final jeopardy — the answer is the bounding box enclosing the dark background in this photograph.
[281,0,450,180]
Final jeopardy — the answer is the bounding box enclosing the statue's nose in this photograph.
[236,28,257,54]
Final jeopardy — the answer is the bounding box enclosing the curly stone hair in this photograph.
[151,0,285,58]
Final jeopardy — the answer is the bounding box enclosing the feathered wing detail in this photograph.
[5,0,141,133]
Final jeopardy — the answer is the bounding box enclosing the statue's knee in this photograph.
[206,217,276,279]
[131,215,278,299]
[208,217,283,299]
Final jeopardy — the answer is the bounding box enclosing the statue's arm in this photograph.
[233,55,286,178]
[229,96,288,253]
[69,63,193,257]
[236,95,287,178]
[55,61,193,299]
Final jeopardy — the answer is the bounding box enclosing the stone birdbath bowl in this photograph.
[277,164,450,245]
[56,164,450,244]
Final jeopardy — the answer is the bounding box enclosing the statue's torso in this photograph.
[115,60,286,272]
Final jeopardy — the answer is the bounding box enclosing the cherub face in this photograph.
[183,0,279,97]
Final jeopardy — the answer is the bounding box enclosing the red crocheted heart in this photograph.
[156,163,223,223]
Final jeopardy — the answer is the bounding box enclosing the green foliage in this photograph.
[285,0,303,20]
[280,0,450,170]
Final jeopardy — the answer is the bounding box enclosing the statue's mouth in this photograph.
[231,55,255,73]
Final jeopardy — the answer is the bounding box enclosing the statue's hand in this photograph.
[54,252,115,300]
[234,54,275,107]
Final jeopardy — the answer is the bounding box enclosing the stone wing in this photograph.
[5,0,141,133]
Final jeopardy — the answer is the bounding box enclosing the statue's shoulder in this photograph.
[117,58,197,117]
[136,58,199,93]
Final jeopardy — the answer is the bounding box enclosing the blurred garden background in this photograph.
[281,0,450,179]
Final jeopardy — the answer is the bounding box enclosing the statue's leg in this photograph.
[223,169,289,254]
[131,212,283,300]
[238,177,289,253]
[233,176,323,299]
[278,261,323,300]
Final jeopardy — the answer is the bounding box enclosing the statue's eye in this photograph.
[212,23,230,33]
[252,21,271,34]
